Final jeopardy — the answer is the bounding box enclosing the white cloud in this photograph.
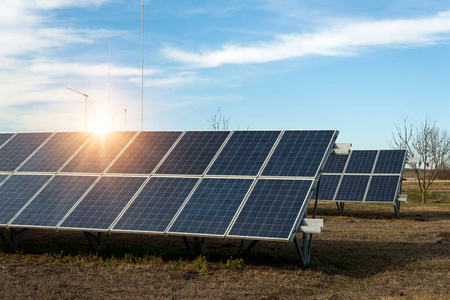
[129,72,208,87]
[30,62,159,78]
[161,10,450,67]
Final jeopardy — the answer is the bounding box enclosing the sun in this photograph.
[91,118,110,134]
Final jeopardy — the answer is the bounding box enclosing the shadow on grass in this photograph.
[0,227,448,280]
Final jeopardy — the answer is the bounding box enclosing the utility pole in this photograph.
[67,87,89,131]
[141,0,144,131]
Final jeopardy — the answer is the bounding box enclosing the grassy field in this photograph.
[0,181,448,299]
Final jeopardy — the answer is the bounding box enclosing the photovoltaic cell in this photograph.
[62,132,136,173]
[19,132,92,172]
[0,133,52,172]
[0,133,14,147]
[228,179,312,240]
[335,175,369,201]
[345,150,377,174]
[113,177,198,232]
[262,130,335,177]
[374,150,406,174]
[207,131,280,176]
[169,178,253,236]
[59,176,146,230]
[156,131,230,175]
[0,175,51,225]
[0,175,8,184]
[365,175,401,202]
[323,154,348,173]
[10,175,98,227]
[108,131,182,174]
[311,175,341,200]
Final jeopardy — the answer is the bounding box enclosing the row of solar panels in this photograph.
[0,130,335,177]
[313,149,407,203]
[0,130,339,242]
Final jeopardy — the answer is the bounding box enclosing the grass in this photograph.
[0,182,449,299]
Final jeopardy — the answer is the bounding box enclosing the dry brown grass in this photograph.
[0,184,449,299]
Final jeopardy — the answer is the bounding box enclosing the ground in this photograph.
[0,181,448,299]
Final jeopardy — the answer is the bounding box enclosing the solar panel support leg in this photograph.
[0,228,27,252]
[336,202,345,216]
[182,236,194,256]
[84,232,109,254]
[394,199,401,219]
[293,234,311,266]
[194,237,208,256]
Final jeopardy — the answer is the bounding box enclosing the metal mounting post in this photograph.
[182,236,194,256]
[0,228,27,252]
[83,232,109,254]
[394,198,401,219]
[293,234,313,266]
[336,202,345,216]
[194,237,208,256]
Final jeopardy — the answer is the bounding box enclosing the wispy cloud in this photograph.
[129,72,208,87]
[161,10,450,67]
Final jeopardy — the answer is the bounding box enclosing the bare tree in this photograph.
[390,117,450,203]
[208,107,230,130]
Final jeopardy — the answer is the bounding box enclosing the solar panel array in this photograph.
[0,130,337,242]
[314,150,407,203]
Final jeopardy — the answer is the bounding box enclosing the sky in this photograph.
[0,0,449,148]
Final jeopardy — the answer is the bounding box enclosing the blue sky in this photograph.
[0,0,449,148]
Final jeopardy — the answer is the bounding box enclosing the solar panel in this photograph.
[335,175,370,202]
[312,175,341,200]
[155,131,230,175]
[0,133,52,172]
[0,174,8,184]
[207,131,280,176]
[322,154,347,173]
[108,131,182,174]
[0,175,51,225]
[61,132,136,173]
[168,178,253,236]
[10,175,98,227]
[262,130,336,177]
[59,176,146,230]
[320,149,407,204]
[345,150,377,174]
[374,150,407,174]
[112,177,198,233]
[0,133,14,147]
[19,132,92,172]
[228,179,312,241]
[365,175,401,202]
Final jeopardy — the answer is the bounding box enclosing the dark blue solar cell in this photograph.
[0,133,52,172]
[62,132,136,173]
[262,130,335,177]
[0,175,8,184]
[108,131,182,174]
[113,177,198,232]
[323,154,348,173]
[345,150,378,174]
[0,133,13,147]
[207,131,280,176]
[365,175,401,202]
[19,132,92,172]
[10,175,98,227]
[335,175,370,202]
[0,175,51,225]
[310,175,341,200]
[228,179,312,240]
[374,150,407,174]
[156,131,230,175]
[168,178,253,236]
[59,176,146,230]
